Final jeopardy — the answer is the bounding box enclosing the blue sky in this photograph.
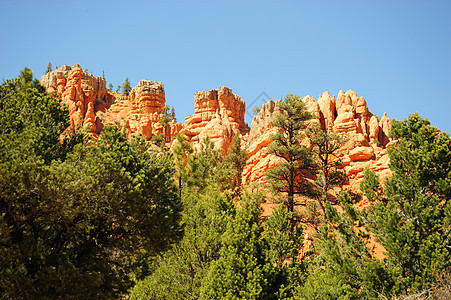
[1,0,450,133]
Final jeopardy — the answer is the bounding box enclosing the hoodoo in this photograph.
[40,64,391,195]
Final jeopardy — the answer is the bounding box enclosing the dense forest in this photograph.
[1,69,450,299]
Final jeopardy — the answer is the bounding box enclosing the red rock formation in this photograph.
[243,90,392,193]
[242,100,282,183]
[41,65,181,141]
[41,64,390,195]
[40,64,113,133]
[100,80,182,140]
[179,86,247,152]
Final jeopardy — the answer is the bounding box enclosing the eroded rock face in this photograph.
[41,65,391,194]
[180,86,247,152]
[40,64,113,133]
[243,89,392,193]
[242,100,282,183]
[41,65,181,141]
[100,80,181,140]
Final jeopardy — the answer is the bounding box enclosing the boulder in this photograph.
[349,146,375,161]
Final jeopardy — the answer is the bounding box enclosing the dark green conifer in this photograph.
[45,61,52,74]
[309,123,347,216]
[265,94,317,224]
[366,113,451,293]
[121,77,131,95]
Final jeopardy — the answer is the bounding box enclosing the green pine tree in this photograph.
[122,77,131,95]
[309,123,347,217]
[201,194,306,299]
[159,105,177,142]
[223,134,248,191]
[298,194,394,299]
[131,184,234,300]
[200,195,275,299]
[131,136,243,299]
[45,61,52,74]
[360,168,382,202]
[366,113,451,293]
[173,134,194,198]
[185,137,227,192]
[265,94,317,225]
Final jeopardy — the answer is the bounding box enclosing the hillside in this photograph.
[2,65,450,299]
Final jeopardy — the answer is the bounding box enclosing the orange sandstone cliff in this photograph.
[179,86,247,152]
[40,64,391,194]
[40,64,113,133]
[242,90,393,194]
[41,65,182,140]
[99,80,182,140]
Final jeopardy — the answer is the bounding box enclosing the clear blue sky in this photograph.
[1,0,450,133]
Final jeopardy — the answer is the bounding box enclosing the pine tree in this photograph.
[309,123,347,217]
[0,69,183,298]
[200,195,305,299]
[185,137,226,192]
[173,134,193,198]
[131,184,234,300]
[360,168,382,202]
[159,105,176,142]
[298,195,394,299]
[365,113,451,293]
[223,134,248,190]
[263,205,306,298]
[200,195,275,299]
[121,77,131,95]
[45,62,52,74]
[265,94,317,224]
[131,140,238,299]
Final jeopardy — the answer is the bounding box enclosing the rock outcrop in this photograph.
[41,64,391,196]
[41,65,181,140]
[242,100,282,182]
[100,80,181,140]
[179,86,247,152]
[243,90,392,193]
[40,64,113,133]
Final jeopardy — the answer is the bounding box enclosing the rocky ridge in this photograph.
[41,64,391,194]
[179,86,247,152]
[40,64,113,133]
[41,65,182,140]
[243,90,392,193]
[99,80,182,140]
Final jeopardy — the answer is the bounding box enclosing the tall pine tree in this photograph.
[365,113,451,293]
[223,134,248,191]
[122,77,131,95]
[266,94,317,225]
[309,123,347,217]
[200,194,303,299]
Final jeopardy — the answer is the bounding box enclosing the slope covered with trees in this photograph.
[0,69,182,298]
[1,68,450,299]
